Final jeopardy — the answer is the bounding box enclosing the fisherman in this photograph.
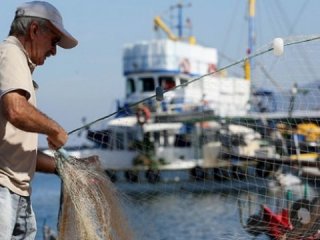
[0,1,77,239]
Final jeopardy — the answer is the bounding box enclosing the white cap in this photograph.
[15,1,78,49]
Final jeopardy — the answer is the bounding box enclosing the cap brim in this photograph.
[51,22,78,49]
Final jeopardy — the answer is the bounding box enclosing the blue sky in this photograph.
[1,0,320,146]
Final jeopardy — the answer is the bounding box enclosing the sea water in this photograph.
[32,173,273,240]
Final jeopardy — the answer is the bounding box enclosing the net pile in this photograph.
[55,153,133,240]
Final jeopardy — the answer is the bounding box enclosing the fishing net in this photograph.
[40,34,320,240]
[54,152,134,240]
[219,35,320,239]
[66,34,320,240]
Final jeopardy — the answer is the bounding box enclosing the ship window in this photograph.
[108,131,114,150]
[116,132,125,150]
[127,131,135,151]
[87,130,111,149]
[180,78,188,87]
[159,76,175,90]
[174,134,191,147]
[139,77,155,92]
[126,78,135,95]
[153,131,160,145]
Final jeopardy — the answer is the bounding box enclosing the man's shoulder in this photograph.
[0,39,26,65]
[0,37,24,56]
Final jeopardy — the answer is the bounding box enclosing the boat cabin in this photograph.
[86,116,199,170]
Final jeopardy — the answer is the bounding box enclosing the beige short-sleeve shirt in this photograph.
[0,36,38,196]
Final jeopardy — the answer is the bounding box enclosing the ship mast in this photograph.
[177,2,183,38]
[153,1,196,44]
[244,0,256,81]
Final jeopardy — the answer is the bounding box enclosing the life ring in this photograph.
[207,63,217,74]
[136,105,151,125]
[290,199,312,228]
[180,58,191,74]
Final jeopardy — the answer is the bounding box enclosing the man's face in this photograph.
[29,22,61,66]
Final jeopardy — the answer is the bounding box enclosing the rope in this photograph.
[68,35,320,136]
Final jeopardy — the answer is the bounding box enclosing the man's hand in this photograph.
[47,127,68,150]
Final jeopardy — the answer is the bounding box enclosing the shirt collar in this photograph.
[4,36,37,72]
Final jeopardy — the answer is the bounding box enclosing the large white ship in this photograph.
[66,3,276,184]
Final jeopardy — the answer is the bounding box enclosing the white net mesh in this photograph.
[58,35,320,239]
[55,154,134,240]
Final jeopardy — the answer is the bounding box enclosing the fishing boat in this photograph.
[67,1,320,184]
[66,3,275,184]
[39,2,320,240]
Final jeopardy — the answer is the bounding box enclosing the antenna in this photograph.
[154,1,196,44]
[170,1,192,39]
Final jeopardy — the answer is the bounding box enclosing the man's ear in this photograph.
[29,22,39,40]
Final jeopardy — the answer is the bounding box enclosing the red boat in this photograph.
[240,198,320,239]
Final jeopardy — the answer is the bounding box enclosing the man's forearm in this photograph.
[36,151,57,174]
[1,91,68,148]
[2,91,63,136]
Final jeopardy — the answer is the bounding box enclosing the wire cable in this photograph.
[68,35,320,135]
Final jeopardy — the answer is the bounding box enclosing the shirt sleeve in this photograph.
[0,45,32,100]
